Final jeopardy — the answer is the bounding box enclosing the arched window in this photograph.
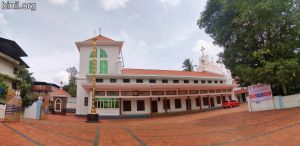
[100,49,107,58]
[55,98,61,111]
[99,49,108,74]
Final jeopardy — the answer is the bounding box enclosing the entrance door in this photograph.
[151,100,158,113]
[186,98,191,110]
[210,97,215,108]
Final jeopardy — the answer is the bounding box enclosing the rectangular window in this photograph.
[174,99,182,109]
[95,91,105,96]
[220,81,223,84]
[208,80,212,84]
[162,79,168,83]
[203,97,209,106]
[136,100,145,111]
[123,100,131,111]
[107,91,119,96]
[12,82,17,90]
[200,90,207,94]
[96,79,103,83]
[136,79,143,83]
[163,99,170,109]
[121,91,133,96]
[227,89,232,92]
[137,91,150,96]
[152,91,164,95]
[222,89,227,93]
[189,90,199,94]
[178,90,188,95]
[110,79,117,83]
[194,80,198,84]
[96,98,119,109]
[209,90,215,93]
[216,89,221,93]
[13,68,18,74]
[214,80,218,84]
[201,80,205,84]
[184,80,189,83]
[84,97,88,106]
[166,91,176,95]
[123,79,130,83]
[100,60,108,74]
[149,79,156,83]
[217,96,221,104]
[173,80,179,83]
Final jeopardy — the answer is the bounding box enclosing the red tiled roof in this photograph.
[84,35,115,42]
[234,88,248,94]
[122,68,224,77]
[50,88,71,97]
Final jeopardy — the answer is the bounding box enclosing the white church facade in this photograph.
[75,35,236,117]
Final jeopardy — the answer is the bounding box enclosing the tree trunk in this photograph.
[281,83,287,96]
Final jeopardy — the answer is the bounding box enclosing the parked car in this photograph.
[223,100,240,108]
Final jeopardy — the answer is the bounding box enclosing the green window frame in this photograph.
[89,60,97,74]
[90,49,97,58]
[100,49,107,58]
[99,60,108,74]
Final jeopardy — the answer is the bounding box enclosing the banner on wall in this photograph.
[247,84,273,102]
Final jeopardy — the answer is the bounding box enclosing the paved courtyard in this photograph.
[1,104,300,146]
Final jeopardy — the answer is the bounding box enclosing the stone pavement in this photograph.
[0,104,300,146]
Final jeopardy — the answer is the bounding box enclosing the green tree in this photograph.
[198,0,300,95]
[182,59,194,71]
[0,74,9,103]
[63,66,78,97]
[17,65,35,108]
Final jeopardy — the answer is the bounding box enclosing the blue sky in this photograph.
[0,0,223,85]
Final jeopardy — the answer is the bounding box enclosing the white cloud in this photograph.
[0,13,7,25]
[158,0,181,8]
[48,0,79,10]
[99,0,130,11]
[128,13,140,20]
[192,39,223,61]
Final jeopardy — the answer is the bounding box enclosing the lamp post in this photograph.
[86,38,99,123]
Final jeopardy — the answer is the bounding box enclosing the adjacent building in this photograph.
[31,82,71,115]
[0,37,29,90]
[75,35,236,117]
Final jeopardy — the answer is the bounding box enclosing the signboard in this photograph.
[248,84,272,102]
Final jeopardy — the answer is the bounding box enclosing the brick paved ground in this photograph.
[0,104,300,146]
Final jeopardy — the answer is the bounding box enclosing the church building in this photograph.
[75,35,236,117]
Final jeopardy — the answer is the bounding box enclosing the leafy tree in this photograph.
[17,65,35,108]
[182,59,194,71]
[63,66,78,97]
[198,0,300,95]
[0,74,9,103]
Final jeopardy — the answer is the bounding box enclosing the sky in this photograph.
[0,0,223,85]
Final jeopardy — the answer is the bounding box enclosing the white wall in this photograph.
[248,93,300,112]
[0,104,5,119]
[0,57,18,79]
[24,101,38,119]
[122,98,151,115]
[75,79,89,115]
[78,46,120,78]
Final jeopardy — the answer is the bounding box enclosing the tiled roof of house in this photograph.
[121,68,224,78]
[50,88,71,97]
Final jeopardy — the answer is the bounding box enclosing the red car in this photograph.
[223,100,240,108]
